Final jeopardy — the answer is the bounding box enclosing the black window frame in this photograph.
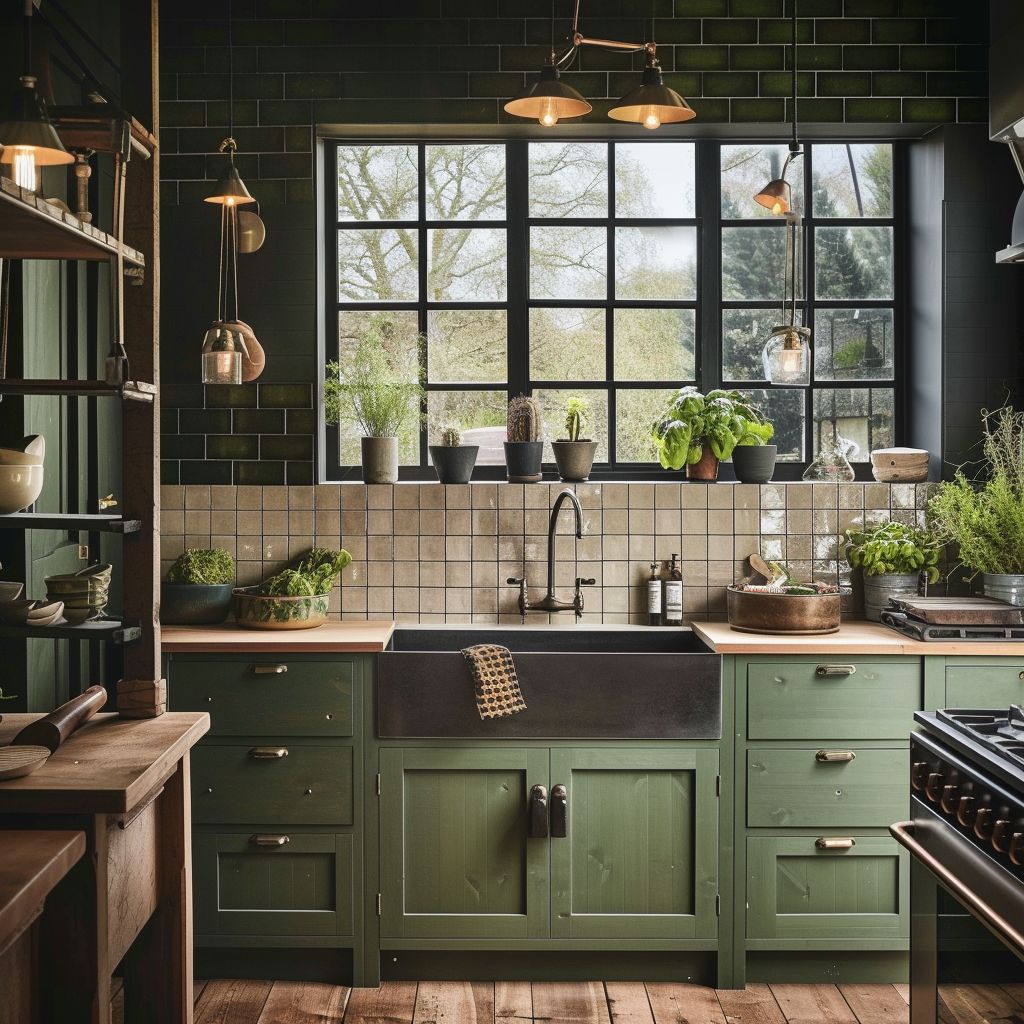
[320,135,905,482]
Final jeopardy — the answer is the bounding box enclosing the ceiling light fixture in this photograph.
[504,0,695,130]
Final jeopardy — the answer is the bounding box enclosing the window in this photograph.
[323,139,899,479]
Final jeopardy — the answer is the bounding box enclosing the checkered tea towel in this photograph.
[461,643,528,720]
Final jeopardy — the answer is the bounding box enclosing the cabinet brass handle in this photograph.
[252,664,288,675]
[815,664,857,677]
[551,784,567,838]
[815,749,856,763]
[250,834,290,847]
[528,785,548,839]
[815,837,856,850]
[249,746,289,759]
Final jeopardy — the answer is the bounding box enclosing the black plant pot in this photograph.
[504,441,544,483]
[429,444,479,484]
[732,444,777,484]
[160,582,234,625]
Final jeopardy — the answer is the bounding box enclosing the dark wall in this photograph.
[158,0,991,485]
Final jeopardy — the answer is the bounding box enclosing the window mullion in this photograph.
[506,141,529,403]
[698,140,722,393]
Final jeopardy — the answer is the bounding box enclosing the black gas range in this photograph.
[894,708,1024,1024]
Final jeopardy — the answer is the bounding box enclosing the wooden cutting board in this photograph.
[889,596,1024,625]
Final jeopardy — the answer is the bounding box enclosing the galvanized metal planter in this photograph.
[863,572,921,622]
[983,573,1024,607]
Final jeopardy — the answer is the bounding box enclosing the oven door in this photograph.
[892,801,1024,1024]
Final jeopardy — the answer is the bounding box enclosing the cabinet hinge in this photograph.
[376,892,382,916]
[715,893,721,916]
[716,774,721,797]
[375,773,381,797]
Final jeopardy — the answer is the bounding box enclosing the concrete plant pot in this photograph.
[552,440,597,482]
[361,435,399,484]
[504,441,543,483]
[732,444,777,484]
[429,444,479,484]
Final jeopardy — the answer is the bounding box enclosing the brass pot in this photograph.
[727,586,841,635]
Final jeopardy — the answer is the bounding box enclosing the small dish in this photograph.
[0,581,24,603]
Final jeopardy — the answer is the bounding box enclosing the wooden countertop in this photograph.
[0,712,209,815]
[691,620,1024,656]
[0,830,85,949]
[161,621,396,653]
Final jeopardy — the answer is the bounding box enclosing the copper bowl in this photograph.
[727,586,841,635]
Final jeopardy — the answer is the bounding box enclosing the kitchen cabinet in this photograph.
[944,658,1024,707]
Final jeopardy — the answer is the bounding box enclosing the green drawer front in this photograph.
[168,656,354,737]
[747,748,907,828]
[746,835,908,945]
[194,831,353,936]
[946,664,1024,708]
[192,744,353,825]
[747,661,921,740]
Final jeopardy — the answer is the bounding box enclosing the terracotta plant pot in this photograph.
[551,440,597,482]
[686,447,720,481]
[361,435,399,484]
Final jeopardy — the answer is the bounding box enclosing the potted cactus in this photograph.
[429,425,479,484]
[551,395,597,482]
[505,395,544,483]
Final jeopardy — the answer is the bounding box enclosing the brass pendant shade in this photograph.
[504,64,591,125]
[0,76,73,168]
[607,63,696,129]
[204,158,255,206]
[753,177,793,216]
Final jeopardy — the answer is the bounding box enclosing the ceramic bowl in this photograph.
[0,599,63,626]
[0,448,44,467]
[45,564,112,621]
[0,464,44,514]
[0,582,24,603]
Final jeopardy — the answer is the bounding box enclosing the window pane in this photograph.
[812,144,892,218]
[742,389,805,463]
[535,389,609,462]
[721,144,805,219]
[615,226,697,300]
[427,309,506,384]
[813,308,895,381]
[425,144,506,220]
[426,228,506,301]
[529,308,605,382]
[530,226,607,299]
[528,142,608,218]
[812,387,894,461]
[338,229,418,302]
[814,226,893,300]
[722,307,804,382]
[428,391,507,466]
[722,226,801,301]
[615,142,695,218]
[338,310,420,373]
[614,309,695,381]
[616,389,674,463]
[337,144,418,221]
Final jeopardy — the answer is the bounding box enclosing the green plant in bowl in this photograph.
[162,548,236,626]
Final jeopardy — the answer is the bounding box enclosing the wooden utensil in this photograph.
[11,685,106,753]
[748,553,775,582]
[0,745,50,780]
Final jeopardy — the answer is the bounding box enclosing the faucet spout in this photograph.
[546,488,584,602]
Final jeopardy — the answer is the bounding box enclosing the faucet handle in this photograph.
[576,577,596,587]
[507,576,525,586]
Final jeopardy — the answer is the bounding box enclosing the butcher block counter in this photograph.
[0,711,209,1024]
[161,620,396,653]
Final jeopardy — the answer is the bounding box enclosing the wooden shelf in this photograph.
[0,617,140,643]
[51,106,158,157]
[0,179,145,266]
[0,380,155,403]
[0,513,141,534]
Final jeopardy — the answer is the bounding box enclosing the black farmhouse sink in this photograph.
[377,627,721,740]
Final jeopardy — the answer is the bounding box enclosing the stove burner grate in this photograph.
[938,705,1024,771]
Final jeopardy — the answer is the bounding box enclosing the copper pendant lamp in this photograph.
[504,61,591,127]
[607,59,695,130]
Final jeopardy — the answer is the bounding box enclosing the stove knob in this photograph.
[974,807,995,840]
[993,819,1013,854]
[940,785,960,814]
[957,795,977,827]
[911,762,930,791]
[1010,833,1024,867]
[925,773,944,803]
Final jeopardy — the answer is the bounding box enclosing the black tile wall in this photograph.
[158,1,991,485]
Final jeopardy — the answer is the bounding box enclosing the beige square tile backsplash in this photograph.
[160,482,933,625]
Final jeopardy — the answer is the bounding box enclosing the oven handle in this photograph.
[890,820,1024,960]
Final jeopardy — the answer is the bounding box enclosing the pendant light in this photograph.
[0,2,73,192]
[608,58,695,130]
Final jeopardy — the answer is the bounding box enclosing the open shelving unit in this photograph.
[0,513,141,534]
[0,617,141,643]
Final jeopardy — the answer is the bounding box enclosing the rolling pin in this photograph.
[11,685,107,752]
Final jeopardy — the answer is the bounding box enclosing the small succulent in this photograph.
[564,396,590,442]
[507,395,541,443]
[441,426,462,447]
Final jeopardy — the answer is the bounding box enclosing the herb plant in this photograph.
[563,396,590,442]
[845,521,942,583]
[650,387,774,471]
[256,548,352,597]
[166,548,235,586]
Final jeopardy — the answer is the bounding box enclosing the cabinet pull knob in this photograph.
[528,785,548,839]
[250,834,290,847]
[249,746,288,759]
[815,837,856,850]
[252,664,288,675]
[815,749,857,763]
[551,784,568,838]
[815,664,856,677]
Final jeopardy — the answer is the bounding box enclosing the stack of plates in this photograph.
[870,447,929,482]
[0,599,65,627]
[45,563,111,623]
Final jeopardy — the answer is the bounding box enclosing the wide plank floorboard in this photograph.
[606,983,655,1024]
[532,982,611,1024]
[495,982,533,1024]
[415,982,494,1024]
[838,985,908,1024]
[646,983,728,1024]
[195,979,273,1024]
[346,981,419,1024]
[715,984,786,1024]
[892,987,910,1008]
[258,982,349,1023]
[769,985,857,1024]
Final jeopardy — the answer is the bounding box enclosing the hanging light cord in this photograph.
[791,0,799,152]
[227,0,234,140]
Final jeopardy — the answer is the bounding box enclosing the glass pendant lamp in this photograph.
[762,213,811,386]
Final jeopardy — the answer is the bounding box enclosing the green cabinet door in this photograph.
[379,747,550,940]
[946,662,1024,707]
[550,748,719,940]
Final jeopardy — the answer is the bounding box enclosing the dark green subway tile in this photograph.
[206,46,258,75]
[703,71,759,96]
[287,409,318,435]
[927,18,978,45]
[499,45,551,72]
[730,44,785,70]
[900,45,956,70]
[258,383,313,408]
[162,46,205,75]
[260,153,312,179]
[792,0,842,14]
[233,460,285,486]
[674,0,727,14]
[233,408,286,434]
[928,71,986,97]
[178,180,219,205]
[871,71,927,95]
[286,461,315,486]
[206,435,259,460]
[285,126,312,152]
[163,434,205,461]
[205,384,259,409]
[160,407,179,435]
[691,97,730,120]
[787,97,845,121]
[730,97,787,121]
[257,99,313,125]
[555,73,609,97]
[161,102,208,128]
[469,18,524,44]
[440,44,501,72]
[956,97,988,123]
[815,19,869,43]
[899,0,962,15]
[577,46,636,71]
[759,70,815,96]
[468,71,526,97]
[817,71,871,96]
[330,97,499,124]
[703,18,758,43]
[844,96,903,121]
[902,97,957,122]
[163,384,206,408]
[160,73,178,102]
[232,73,285,100]
[872,18,925,43]
[259,0,311,14]
[231,20,283,46]
[843,44,899,69]
[287,179,315,203]
[177,127,285,154]
[675,45,729,70]
[161,155,207,180]
[341,72,468,99]
[284,73,343,99]
[204,152,258,181]
[160,181,178,207]
[206,100,259,127]
[161,461,180,486]
[843,0,898,13]
[161,20,229,47]
[795,45,843,69]
[261,434,314,461]
[730,0,783,14]
[180,460,233,485]
[955,45,987,72]
[179,408,232,434]
[759,17,814,43]
[649,18,700,43]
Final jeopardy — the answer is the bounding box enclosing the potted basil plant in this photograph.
[552,395,597,482]
[161,548,235,625]
[731,416,777,483]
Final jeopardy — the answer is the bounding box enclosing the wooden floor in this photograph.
[193,980,923,1024]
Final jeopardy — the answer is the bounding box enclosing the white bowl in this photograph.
[0,448,43,467]
[0,464,44,514]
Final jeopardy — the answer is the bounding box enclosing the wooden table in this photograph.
[0,712,209,1024]
[0,830,86,1024]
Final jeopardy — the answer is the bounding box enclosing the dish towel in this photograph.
[461,643,528,720]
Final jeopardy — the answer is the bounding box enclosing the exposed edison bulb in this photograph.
[538,97,559,127]
[771,200,784,216]
[11,147,38,192]
[780,345,805,374]
[642,106,661,130]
